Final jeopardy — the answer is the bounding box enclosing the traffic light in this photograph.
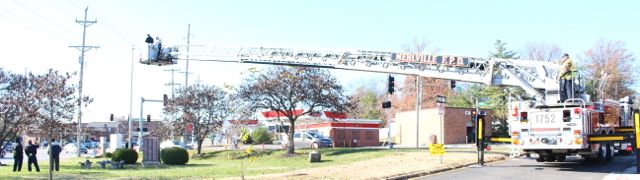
[382,101,392,109]
[110,114,114,121]
[163,94,168,106]
[470,110,477,121]
[387,75,395,94]
[450,80,456,89]
[146,114,151,122]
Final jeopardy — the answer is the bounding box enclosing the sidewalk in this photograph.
[602,165,640,180]
[233,148,508,180]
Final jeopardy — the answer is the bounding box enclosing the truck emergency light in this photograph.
[574,108,581,114]
[573,130,581,135]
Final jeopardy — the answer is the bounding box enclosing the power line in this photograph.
[80,0,133,44]
[164,68,182,98]
[45,0,77,19]
[12,0,78,41]
[71,0,134,53]
[0,5,72,44]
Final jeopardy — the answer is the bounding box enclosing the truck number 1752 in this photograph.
[534,114,556,124]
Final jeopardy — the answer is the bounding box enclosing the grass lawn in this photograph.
[0,147,426,179]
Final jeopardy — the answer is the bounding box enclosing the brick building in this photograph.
[394,107,493,147]
[262,110,382,147]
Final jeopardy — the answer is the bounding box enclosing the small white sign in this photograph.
[438,103,445,115]
[436,95,446,103]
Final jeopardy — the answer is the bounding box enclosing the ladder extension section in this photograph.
[152,45,560,100]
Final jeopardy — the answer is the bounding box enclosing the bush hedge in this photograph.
[161,147,189,165]
[241,130,254,144]
[105,152,113,158]
[111,148,138,164]
[252,127,272,144]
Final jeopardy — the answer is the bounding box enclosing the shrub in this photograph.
[105,152,113,158]
[161,147,189,165]
[111,148,138,164]
[241,130,254,144]
[252,127,272,144]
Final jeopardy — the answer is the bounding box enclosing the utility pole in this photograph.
[69,7,98,159]
[164,68,181,98]
[415,76,421,149]
[183,24,191,88]
[128,46,134,149]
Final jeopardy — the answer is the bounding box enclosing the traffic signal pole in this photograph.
[138,97,164,151]
[385,75,395,149]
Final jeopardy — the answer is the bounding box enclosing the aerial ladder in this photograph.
[142,42,639,170]
[142,44,560,105]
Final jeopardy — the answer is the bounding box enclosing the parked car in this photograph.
[1,142,12,158]
[83,141,99,149]
[160,140,192,149]
[3,142,14,152]
[289,131,333,149]
[63,143,88,154]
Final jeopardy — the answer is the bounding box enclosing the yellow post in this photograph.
[478,117,483,141]
[635,112,640,149]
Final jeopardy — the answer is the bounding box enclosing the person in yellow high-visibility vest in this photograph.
[558,53,577,102]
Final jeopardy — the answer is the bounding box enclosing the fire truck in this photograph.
[141,40,636,163]
[508,95,634,162]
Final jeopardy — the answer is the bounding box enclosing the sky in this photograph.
[0,0,638,123]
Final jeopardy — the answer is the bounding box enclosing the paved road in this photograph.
[418,155,637,180]
[1,147,83,166]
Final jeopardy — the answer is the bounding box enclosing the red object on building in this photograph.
[261,109,304,119]
[186,123,193,132]
[228,120,259,125]
[324,111,348,119]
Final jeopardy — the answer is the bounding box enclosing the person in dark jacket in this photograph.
[25,140,40,172]
[48,139,62,171]
[13,138,23,172]
[145,34,154,44]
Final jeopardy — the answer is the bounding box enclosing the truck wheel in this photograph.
[556,154,567,162]
[544,155,556,162]
[605,143,614,161]
[597,144,606,161]
[536,157,545,162]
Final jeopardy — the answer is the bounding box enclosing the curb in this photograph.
[383,156,508,180]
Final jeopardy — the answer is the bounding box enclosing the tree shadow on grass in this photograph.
[325,148,384,156]
[17,171,108,179]
[191,150,226,159]
[318,159,333,163]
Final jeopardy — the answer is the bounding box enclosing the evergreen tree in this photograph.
[490,39,519,59]
[485,39,523,136]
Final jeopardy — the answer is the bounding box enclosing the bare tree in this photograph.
[521,42,563,62]
[163,84,229,154]
[398,38,450,112]
[0,69,44,154]
[149,121,173,141]
[401,37,439,54]
[30,69,91,179]
[581,39,638,100]
[238,66,352,155]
